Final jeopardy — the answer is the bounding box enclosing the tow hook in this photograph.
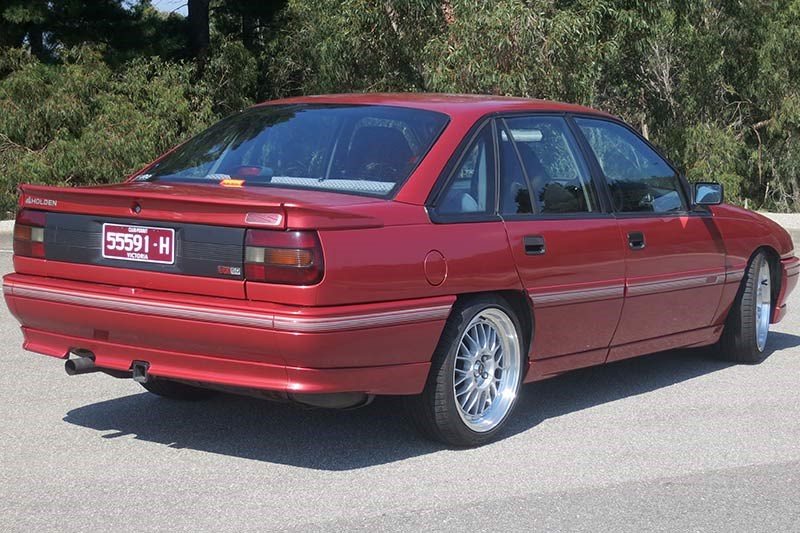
[131,361,150,383]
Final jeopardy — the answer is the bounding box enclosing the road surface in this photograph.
[1,231,798,531]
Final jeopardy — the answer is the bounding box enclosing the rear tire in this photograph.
[717,251,773,363]
[405,295,525,447]
[141,378,217,400]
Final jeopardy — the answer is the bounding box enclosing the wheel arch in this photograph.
[453,290,534,362]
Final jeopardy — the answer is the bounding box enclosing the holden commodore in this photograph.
[4,94,797,446]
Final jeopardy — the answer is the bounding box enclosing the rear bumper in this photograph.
[774,256,799,323]
[3,273,453,395]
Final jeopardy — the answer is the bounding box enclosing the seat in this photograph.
[499,141,532,214]
[515,143,549,198]
[440,191,479,213]
[345,126,414,181]
[516,143,580,213]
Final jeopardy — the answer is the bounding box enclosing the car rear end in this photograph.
[3,102,454,406]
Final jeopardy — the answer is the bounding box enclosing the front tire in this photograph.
[405,295,525,447]
[717,251,773,363]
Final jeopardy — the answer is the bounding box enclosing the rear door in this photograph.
[497,115,627,375]
[572,117,726,360]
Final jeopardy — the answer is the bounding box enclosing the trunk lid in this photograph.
[17,183,385,299]
[19,182,385,230]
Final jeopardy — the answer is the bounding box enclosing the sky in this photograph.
[151,0,188,16]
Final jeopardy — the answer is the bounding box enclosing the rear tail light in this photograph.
[13,209,46,258]
[244,230,324,285]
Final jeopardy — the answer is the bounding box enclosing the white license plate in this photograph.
[102,223,175,265]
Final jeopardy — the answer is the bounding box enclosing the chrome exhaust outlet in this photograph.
[65,356,99,376]
[64,351,131,379]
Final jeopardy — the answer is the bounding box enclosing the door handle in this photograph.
[524,235,546,255]
[628,231,646,250]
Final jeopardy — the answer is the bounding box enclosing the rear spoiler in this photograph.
[17,184,383,230]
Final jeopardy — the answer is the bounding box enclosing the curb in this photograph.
[0,220,13,234]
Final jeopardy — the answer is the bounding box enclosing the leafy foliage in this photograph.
[0,47,214,215]
[1,0,800,214]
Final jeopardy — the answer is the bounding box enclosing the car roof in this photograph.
[260,93,614,120]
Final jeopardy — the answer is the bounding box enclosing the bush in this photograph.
[0,46,215,216]
[2,1,800,214]
[682,124,747,206]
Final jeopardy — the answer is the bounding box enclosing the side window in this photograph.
[437,124,495,215]
[498,122,533,215]
[575,118,687,213]
[504,116,598,214]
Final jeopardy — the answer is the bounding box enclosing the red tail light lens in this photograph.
[13,209,46,258]
[244,230,324,285]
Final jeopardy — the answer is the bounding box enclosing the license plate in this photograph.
[102,224,175,265]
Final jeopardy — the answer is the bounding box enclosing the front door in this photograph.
[497,115,627,377]
[573,117,726,361]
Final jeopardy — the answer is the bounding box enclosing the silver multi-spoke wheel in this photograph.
[755,260,771,352]
[453,308,521,433]
[406,296,525,446]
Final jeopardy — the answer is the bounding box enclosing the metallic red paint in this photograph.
[18,328,432,395]
[503,218,626,360]
[610,216,726,351]
[2,94,797,400]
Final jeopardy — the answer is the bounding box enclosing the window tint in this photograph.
[142,105,449,198]
[575,118,686,213]
[438,124,495,215]
[503,116,598,214]
[498,122,532,215]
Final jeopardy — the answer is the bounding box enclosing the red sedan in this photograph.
[4,94,798,446]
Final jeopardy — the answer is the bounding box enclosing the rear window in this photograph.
[138,104,449,198]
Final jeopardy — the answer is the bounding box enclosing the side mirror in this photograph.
[693,182,723,206]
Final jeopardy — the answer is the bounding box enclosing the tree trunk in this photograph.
[187,0,210,62]
[27,26,46,60]
[242,14,257,51]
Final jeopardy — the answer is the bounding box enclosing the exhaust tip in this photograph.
[65,356,98,376]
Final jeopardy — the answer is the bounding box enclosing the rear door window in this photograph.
[502,116,599,214]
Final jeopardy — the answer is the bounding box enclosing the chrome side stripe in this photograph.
[725,269,746,283]
[627,273,724,297]
[274,305,452,333]
[530,285,624,307]
[529,272,727,307]
[5,281,452,333]
[11,283,276,329]
[785,261,800,276]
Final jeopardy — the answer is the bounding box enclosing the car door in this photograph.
[497,115,627,376]
[572,117,727,361]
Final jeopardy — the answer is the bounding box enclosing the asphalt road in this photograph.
[1,231,799,532]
